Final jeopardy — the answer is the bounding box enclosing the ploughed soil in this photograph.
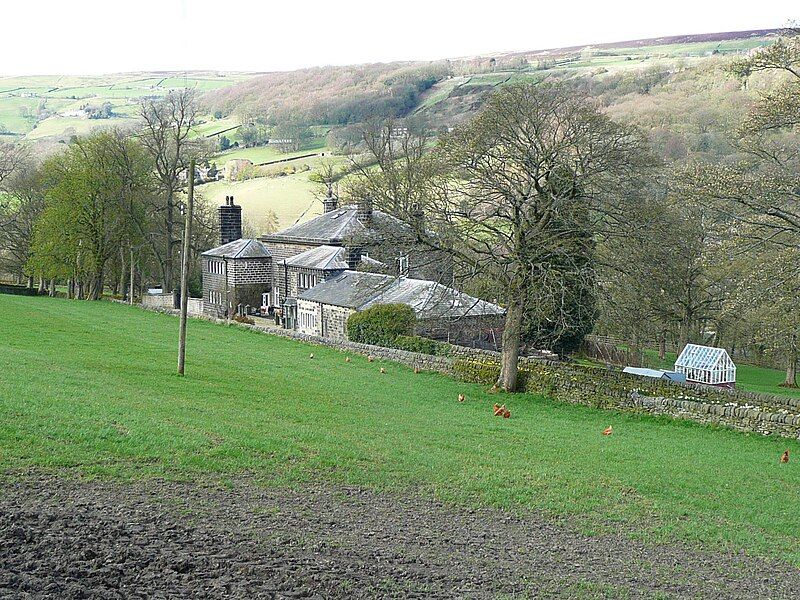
[1,474,798,599]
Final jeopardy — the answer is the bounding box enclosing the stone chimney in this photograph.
[346,247,363,269]
[356,196,373,226]
[410,202,425,231]
[323,185,339,213]
[218,196,242,245]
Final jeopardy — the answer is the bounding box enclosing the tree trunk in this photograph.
[164,192,175,292]
[37,277,46,295]
[784,334,798,388]
[630,333,641,367]
[497,294,524,392]
[48,278,55,297]
[87,272,103,301]
[658,331,666,361]
[677,317,690,356]
[129,247,135,305]
[26,276,33,289]
[119,247,127,300]
[67,278,74,299]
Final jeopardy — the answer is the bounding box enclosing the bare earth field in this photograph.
[1,473,799,599]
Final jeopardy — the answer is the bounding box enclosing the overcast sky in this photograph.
[0,1,796,76]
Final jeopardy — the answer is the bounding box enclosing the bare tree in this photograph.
[358,84,651,391]
[138,89,205,292]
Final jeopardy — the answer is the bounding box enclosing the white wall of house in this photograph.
[297,299,322,336]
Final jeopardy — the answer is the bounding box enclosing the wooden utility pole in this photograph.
[178,159,195,376]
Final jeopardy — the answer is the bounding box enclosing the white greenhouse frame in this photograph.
[674,344,736,386]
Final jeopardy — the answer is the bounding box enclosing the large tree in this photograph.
[359,84,651,391]
[138,89,205,292]
[28,130,152,300]
[0,161,46,286]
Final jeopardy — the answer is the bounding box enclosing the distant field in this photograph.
[1,295,799,565]
[0,72,255,138]
[418,35,774,115]
[213,138,329,165]
[201,173,322,231]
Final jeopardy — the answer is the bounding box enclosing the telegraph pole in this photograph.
[177,159,195,376]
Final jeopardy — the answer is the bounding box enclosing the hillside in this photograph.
[202,29,779,128]
[1,294,799,572]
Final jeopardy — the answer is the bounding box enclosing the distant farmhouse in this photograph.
[201,194,504,348]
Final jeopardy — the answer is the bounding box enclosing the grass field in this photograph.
[0,295,799,564]
[201,173,323,230]
[201,153,348,229]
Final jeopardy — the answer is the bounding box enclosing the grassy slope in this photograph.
[1,295,798,563]
[200,154,348,229]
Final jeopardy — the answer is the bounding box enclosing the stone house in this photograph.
[201,197,272,318]
[297,270,505,349]
[260,192,452,314]
[201,194,500,348]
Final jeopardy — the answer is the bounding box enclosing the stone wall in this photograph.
[0,284,38,296]
[142,293,176,310]
[132,300,800,441]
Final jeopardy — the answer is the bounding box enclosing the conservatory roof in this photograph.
[674,344,733,371]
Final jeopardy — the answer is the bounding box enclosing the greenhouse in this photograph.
[674,344,736,388]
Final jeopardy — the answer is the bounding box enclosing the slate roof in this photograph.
[201,238,272,259]
[283,245,350,271]
[262,205,405,245]
[298,271,505,320]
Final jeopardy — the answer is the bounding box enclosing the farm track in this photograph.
[1,474,799,599]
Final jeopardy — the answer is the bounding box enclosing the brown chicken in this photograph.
[493,404,506,417]
[414,366,420,374]
[345,357,351,363]
[380,367,386,374]
[602,426,613,436]
[458,394,465,402]
[502,407,511,418]
[367,355,374,363]
[780,450,790,464]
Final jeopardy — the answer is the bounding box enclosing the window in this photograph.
[299,309,317,331]
[208,290,223,304]
[207,260,225,275]
[297,272,318,292]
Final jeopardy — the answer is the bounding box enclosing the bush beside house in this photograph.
[346,304,416,347]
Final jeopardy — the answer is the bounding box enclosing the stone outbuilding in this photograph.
[202,196,273,318]
[201,238,272,320]
[296,270,505,349]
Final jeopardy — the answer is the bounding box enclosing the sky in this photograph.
[0,1,796,76]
